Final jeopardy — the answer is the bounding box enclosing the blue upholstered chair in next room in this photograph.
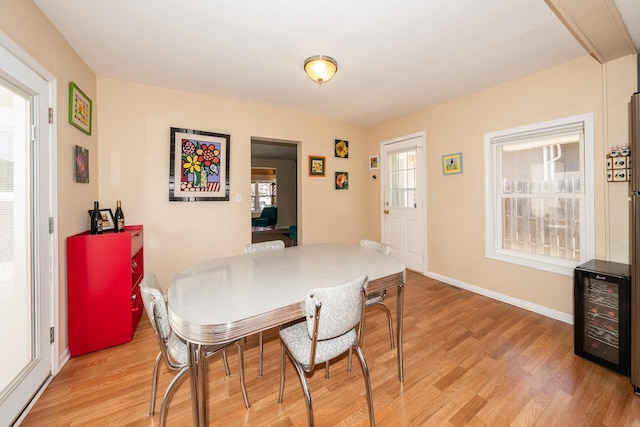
[252,206,278,229]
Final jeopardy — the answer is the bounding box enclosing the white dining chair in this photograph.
[243,239,286,376]
[140,273,250,426]
[359,239,395,349]
[277,274,375,426]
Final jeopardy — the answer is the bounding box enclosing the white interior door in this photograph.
[0,41,53,426]
[381,132,426,273]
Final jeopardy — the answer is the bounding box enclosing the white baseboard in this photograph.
[424,270,574,325]
[58,348,70,371]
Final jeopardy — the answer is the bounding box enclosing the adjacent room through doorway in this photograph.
[250,138,298,246]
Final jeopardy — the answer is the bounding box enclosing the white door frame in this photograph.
[0,30,58,425]
[380,131,426,273]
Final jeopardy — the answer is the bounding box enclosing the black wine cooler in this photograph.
[574,259,631,375]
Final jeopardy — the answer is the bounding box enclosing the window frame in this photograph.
[484,113,595,276]
[250,180,276,213]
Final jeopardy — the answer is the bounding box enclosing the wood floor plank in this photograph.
[19,270,640,426]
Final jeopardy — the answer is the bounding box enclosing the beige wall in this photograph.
[0,0,97,355]
[96,78,369,289]
[368,55,637,318]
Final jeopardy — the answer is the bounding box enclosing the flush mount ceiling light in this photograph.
[303,55,338,85]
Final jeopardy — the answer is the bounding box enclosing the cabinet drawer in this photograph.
[131,229,143,257]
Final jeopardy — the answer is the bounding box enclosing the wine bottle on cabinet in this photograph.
[114,200,125,232]
[90,201,103,234]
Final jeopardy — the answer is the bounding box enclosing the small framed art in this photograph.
[335,172,348,190]
[68,82,92,135]
[335,139,348,158]
[309,155,326,176]
[442,152,463,175]
[87,209,115,231]
[74,145,89,183]
[369,155,379,170]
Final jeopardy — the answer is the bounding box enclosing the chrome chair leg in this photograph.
[159,366,189,427]
[258,331,263,376]
[149,351,162,415]
[354,345,375,427]
[222,350,230,376]
[347,301,395,371]
[376,302,395,349]
[278,344,286,403]
[292,354,315,427]
[236,340,251,409]
[279,345,315,426]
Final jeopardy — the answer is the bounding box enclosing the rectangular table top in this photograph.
[168,242,406,345]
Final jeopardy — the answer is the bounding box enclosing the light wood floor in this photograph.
[21,271,640,426]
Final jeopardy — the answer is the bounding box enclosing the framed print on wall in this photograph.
[68,82,92,135]
[369,154,379,170]
[169,127,230,201]
[442,152,463,175]
[335,139,349,158]
[74,145,89,183]
[309,155,325,176]
[335,172,348,190]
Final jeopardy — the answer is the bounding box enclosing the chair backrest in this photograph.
[304,274,367,341]
[359,239,391,256]
[261,206,277,221]
[243,240,285,254]
[139,273,170,340]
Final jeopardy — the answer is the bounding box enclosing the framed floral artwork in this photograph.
[68,82,92,135]
[335,171,348,190]
[74,145,89,183]
[309,155,325,176]
[169,127,230,201]
[335,139,348,158]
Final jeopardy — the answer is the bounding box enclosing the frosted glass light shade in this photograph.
[303,55,338,85]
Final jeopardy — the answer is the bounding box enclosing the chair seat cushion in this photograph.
[280,321,357,368]
[252,218,270,227]
[168,331,234,366]
[167,332,188,365]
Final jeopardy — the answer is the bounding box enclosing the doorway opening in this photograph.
[251,138,299,247]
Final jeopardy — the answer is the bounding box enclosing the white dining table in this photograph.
[167,242,406,426]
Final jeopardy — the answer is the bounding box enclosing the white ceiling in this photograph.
[33,0,639,126]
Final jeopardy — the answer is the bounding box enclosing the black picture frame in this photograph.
[87,209,115,231]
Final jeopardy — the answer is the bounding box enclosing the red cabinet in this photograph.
[67,225,144,356]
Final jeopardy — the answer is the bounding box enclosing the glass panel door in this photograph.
[0,80,33,396]
[0,40,52,425]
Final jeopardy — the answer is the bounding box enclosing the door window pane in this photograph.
[388,150,416,208]
[0,82,33,395]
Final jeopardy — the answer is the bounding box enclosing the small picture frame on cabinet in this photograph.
[87,209,116,231]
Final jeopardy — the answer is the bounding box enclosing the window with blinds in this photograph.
[484,114,595,276]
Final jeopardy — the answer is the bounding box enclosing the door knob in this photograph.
[384,210,389,215]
